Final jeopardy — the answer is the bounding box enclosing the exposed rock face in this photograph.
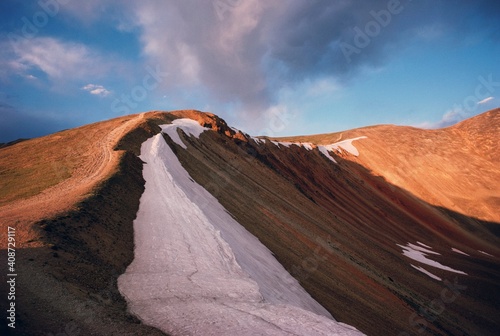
[170,109,248,141]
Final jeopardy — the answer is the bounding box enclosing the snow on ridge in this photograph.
[452,248,470,256]
[118,126,364,335]
[479,250,494,257]
[318,137,367,164]
[318,146,338,164]
[397,242,467,279]
[301,143,314,150]
[416,241,432,249]
[327,136,367,157]
[162,118,210,149]
[279,141,293,148]
[411,265,442,281]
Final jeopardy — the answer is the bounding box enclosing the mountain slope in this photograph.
[164,109,500,335]
[1,109,499,335]
[275,108,499,224]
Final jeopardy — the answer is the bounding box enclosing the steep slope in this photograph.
[167,110,500,335]
[1,109,498,336]
[275,108,499,224]
[118,125,362,335]
[0,111,177,335]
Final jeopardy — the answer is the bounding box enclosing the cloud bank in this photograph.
[1,0,498,141]
[55,0,500,117]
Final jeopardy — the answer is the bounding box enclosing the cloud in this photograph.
[477,96,494,104]
[119,0,499,118]
[82,84,111,97]
[7,0,499,121]
[9,37,103,80]
[419,108,471,129]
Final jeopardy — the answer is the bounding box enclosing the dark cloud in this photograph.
[267,0,500,80]
[132,0,500,116]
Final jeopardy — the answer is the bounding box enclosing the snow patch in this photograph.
[411,265,442,281]
[318,146,338,164]
[119,127,364,335]
[479,250,494,257]
[452,248,470,256]
[301,143,314,150]
[318,137,367,164]
[279,141,293,148]
[330,136,367,156]
[398,243,467,275]
[162,118,210,149]
[252,137,264,144]
[417,241,432,249]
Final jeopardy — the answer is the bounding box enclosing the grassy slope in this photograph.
[0,111,177,335]
[272,109,500,224]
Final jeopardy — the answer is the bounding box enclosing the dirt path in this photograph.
[0,113,146,246]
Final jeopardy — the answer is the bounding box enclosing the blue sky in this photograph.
[0,0,499,142]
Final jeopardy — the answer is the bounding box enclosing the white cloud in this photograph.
[419,108,468,129]
[82,84,111,97]
[9,37,109,81]
[477,96,494,104]
[305,78,341,97]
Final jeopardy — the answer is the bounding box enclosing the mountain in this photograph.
[0,109,498,335]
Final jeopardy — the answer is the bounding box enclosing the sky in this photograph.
[0,0,499,142]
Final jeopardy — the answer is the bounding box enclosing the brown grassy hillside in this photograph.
[275,109,500,224]
[0,111,178,335]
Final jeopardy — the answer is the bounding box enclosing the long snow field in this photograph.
[118,121,364,335]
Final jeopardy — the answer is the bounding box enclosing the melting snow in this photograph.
[328,137,368,156]
[452,248,470,256]
[253,137,265,144]
[318,137,367,164]
[411,265,442,281]
[416,241,432,249]
[279,141,293,148]
[318,146,338,163]
[119,125,364,335]
[161,118,210,149]
[479,250,494,257]
[397,243,467,277]
[301,143,314,150]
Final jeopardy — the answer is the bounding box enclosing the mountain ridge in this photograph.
[0,108,499,335]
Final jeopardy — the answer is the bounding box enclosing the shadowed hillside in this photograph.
[169,110,499,335]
